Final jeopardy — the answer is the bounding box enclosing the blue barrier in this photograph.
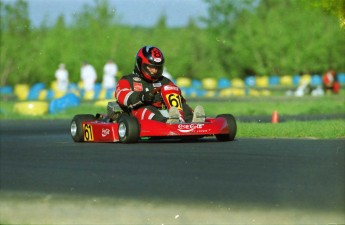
[93,83,102,99]
[311,74,322,86]
[292,75,300,86]
[106,88,115,99]
[195,89,206,97]
[46,90,55,100]
[27,83,45,100]
[0,86,13,95]
[68,82,79,91]
[49,93,80,114]
[181,87,192,97]
[244,76,256,87]
[191,79,202,89]
[338,73,345,84]
[218,78,231,89]
[269,75,280,85]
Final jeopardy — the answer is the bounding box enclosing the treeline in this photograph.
[0,0,344,86]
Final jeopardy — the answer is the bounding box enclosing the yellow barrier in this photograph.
[78,81,84,89]
[248,89,260,96]
[98,89,107,100]
[14,84,29,100]
[176,77,191,88]
[261,89,271,96]
[54,90,66,98]
[256,76,269,87]
[38,90,48,100]
[94,99,110,107]
[232,88,246,96]
[204,90,217,97]
[84,90,95,100]
[13,101,49,116]
[231,78,245,88]
[219,88,231,97]
[280,75,293,86]
[50,81,58,91]
[219,88,245,97]
[202,78,217,90]
[300,74,311,84]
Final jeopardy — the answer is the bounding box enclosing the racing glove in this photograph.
[140,91,154,104]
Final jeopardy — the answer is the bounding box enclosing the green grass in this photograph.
[1,95,344,139]
[237,120,345,139]
[188,95,345,116]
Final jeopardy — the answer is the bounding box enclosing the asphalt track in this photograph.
[0,120,344,223]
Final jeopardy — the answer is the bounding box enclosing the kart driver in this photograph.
[115,46,205,124]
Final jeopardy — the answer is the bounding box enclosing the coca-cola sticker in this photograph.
[177,124,205,133]
[102,128,110,137]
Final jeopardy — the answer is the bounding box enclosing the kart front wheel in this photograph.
[118,115,140,143]
[70,114,96,142]
[215,114,237,141]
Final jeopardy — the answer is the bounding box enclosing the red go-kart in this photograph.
[70,85,237,143]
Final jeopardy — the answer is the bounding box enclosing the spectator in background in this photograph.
[81,61,97,91]
[322,68,340,94]
[102,59,118,90]
[55,63,69,92]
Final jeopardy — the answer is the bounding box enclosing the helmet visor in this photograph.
[142,63,163,79]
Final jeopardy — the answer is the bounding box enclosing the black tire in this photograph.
[70,114,95,142]
[215,114,237,141]
[117,114,140,143]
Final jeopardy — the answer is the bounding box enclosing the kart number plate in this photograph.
[83,124,94,141]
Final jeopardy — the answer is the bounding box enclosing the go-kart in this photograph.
[70,85,237,143]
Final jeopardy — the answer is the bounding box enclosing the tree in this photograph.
[202,0,345,77]
[0,0,32,85]
[201,0,258,78]
[310,0,345,28]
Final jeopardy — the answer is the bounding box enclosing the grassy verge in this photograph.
[188,95,345,116]
[237,120,345,139]
[1,95,344,139]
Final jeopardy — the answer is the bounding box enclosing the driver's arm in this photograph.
[115,79,143,109]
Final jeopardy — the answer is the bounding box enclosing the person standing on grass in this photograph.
[102,59,118,91]
[54,63,69,92]
[81,61,97,91]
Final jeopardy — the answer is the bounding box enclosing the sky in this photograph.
[4,0,209,27]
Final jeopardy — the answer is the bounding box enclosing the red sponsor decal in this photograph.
[133,82,143,91]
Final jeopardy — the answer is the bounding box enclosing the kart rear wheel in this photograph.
[70,114,95,142]
[215,114,237,141]
[118,114,140,143]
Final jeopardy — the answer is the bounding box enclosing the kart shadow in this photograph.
[139,136,224,143]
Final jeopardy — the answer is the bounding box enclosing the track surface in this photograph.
[0,120,344,213]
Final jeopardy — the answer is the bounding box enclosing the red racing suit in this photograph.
[115,73,193,122]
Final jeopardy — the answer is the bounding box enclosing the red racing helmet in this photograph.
[134,46,165,82]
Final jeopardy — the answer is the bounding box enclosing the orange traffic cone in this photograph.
[272,110,279,123]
